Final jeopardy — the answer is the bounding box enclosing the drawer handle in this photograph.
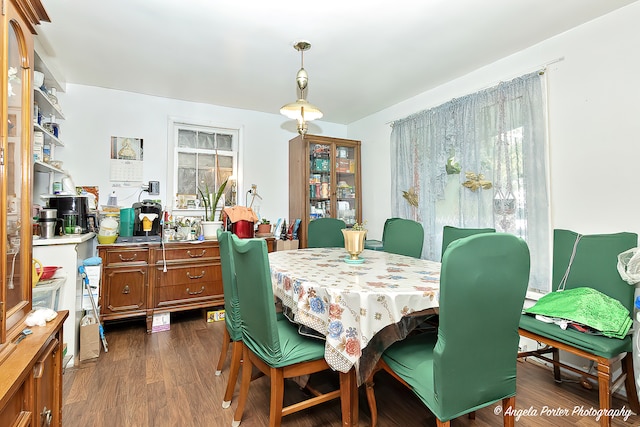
[187,286,205,295]
[187,271,206,279]
[122,285,130,294]
[187,249,206,258]
[41,406,52,427]
[119,253,138,261]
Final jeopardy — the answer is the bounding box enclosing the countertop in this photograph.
[33,232,96,246]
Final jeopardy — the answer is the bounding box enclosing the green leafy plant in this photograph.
[197,178,228,221]
[350,220,367,231]
[260,218,270,225]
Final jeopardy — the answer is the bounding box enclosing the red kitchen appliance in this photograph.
[231,220,254,239]
[223,206,258,239]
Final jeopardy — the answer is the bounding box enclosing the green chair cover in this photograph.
[230,235,326,367]
[381,233,530,423]
[520,229,637,357]
[230,235,347,426]
[441,225,495,260]
[307,217,346,248]
[217,229,242,342]
[364,218,400,251]
[518,229,640,422]
[382,218,424,258]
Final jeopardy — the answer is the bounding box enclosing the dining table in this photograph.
[268,247,442,426]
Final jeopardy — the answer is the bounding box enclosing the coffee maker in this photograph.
[46,195,93,235]
[133,200,162,236]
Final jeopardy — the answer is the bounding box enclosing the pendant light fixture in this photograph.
[280,41,323,135]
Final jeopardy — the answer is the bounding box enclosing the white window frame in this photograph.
[167,117,242,215]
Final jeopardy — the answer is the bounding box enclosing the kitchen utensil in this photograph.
[36,265,61,281]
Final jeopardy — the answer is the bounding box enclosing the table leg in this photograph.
[339,369,359,426]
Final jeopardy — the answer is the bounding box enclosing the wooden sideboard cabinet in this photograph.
[98,241,224,333]
[0,312,68,427]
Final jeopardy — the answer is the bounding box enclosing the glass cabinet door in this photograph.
[308,143,332,220]
[335,144,358,226]
[2,19,30,343]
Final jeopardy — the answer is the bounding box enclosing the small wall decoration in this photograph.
[462,171,492,192]
[402,187,419,207]
[110,136,143,186]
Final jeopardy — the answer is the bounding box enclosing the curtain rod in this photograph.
[386,56,565,126]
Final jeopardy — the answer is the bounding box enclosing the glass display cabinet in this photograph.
[288,134,362,248]
[1,3,68,427]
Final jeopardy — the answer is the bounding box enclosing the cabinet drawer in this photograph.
[102,268,146,313]
[159,245,219,263]
[0,380,29,427]
[155,264,219,288]
[102,248,149,266]
[154,264,221,305]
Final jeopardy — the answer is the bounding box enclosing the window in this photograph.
[391,71,550,292]
[168,119,239,212]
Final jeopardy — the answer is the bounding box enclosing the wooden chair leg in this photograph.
[222,341,243,408]
[467,411,475,420]
[216,327,231,375]
[269,367,285,427]
[435,419,450,427]
[365,380,378,427]
[502,396,515,427]
[232,346,253,427]
[596,361,612,427]
[552,347,561,382]
[622,353,640,413]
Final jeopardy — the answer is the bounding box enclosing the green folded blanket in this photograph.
[523,287,632,339]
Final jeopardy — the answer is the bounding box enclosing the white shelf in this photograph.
[33,160,64,174]
[34,87,65,121]
[34,50,65,93]
[34,122,64,147]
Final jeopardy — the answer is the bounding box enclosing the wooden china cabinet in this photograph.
[289,134,362,248]
[1,2,67,427]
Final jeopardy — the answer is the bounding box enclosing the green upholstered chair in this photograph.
[366,233,530,427]
[307,217,346,248]
[519,229,640,427]
[382,218,424,258]
[441,225,496,260]
[364,218,400,251]
[215,230,244,409]
[230,235,349,427]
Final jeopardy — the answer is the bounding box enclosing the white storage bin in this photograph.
[32,278,64,310]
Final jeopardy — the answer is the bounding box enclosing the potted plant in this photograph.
[257,218,272,235]
[341,221,367,262]
[198,178,228,239]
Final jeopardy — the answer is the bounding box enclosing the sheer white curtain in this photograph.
[391,71,550,291]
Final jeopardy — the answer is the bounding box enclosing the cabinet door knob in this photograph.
[186,271,205,279]
[186,286,205,295]
[122,285,130,294]
[187,249,206,258]
[41,406,52,426]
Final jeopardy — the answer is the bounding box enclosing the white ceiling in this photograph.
[36,0,636,125]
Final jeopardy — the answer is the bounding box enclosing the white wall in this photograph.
[51,85,347,223]
[348,1,640,241]
[50,2,640,241]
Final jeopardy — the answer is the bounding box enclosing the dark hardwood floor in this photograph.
[62,310,639,426]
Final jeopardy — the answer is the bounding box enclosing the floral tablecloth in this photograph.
[269,248,441,382]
